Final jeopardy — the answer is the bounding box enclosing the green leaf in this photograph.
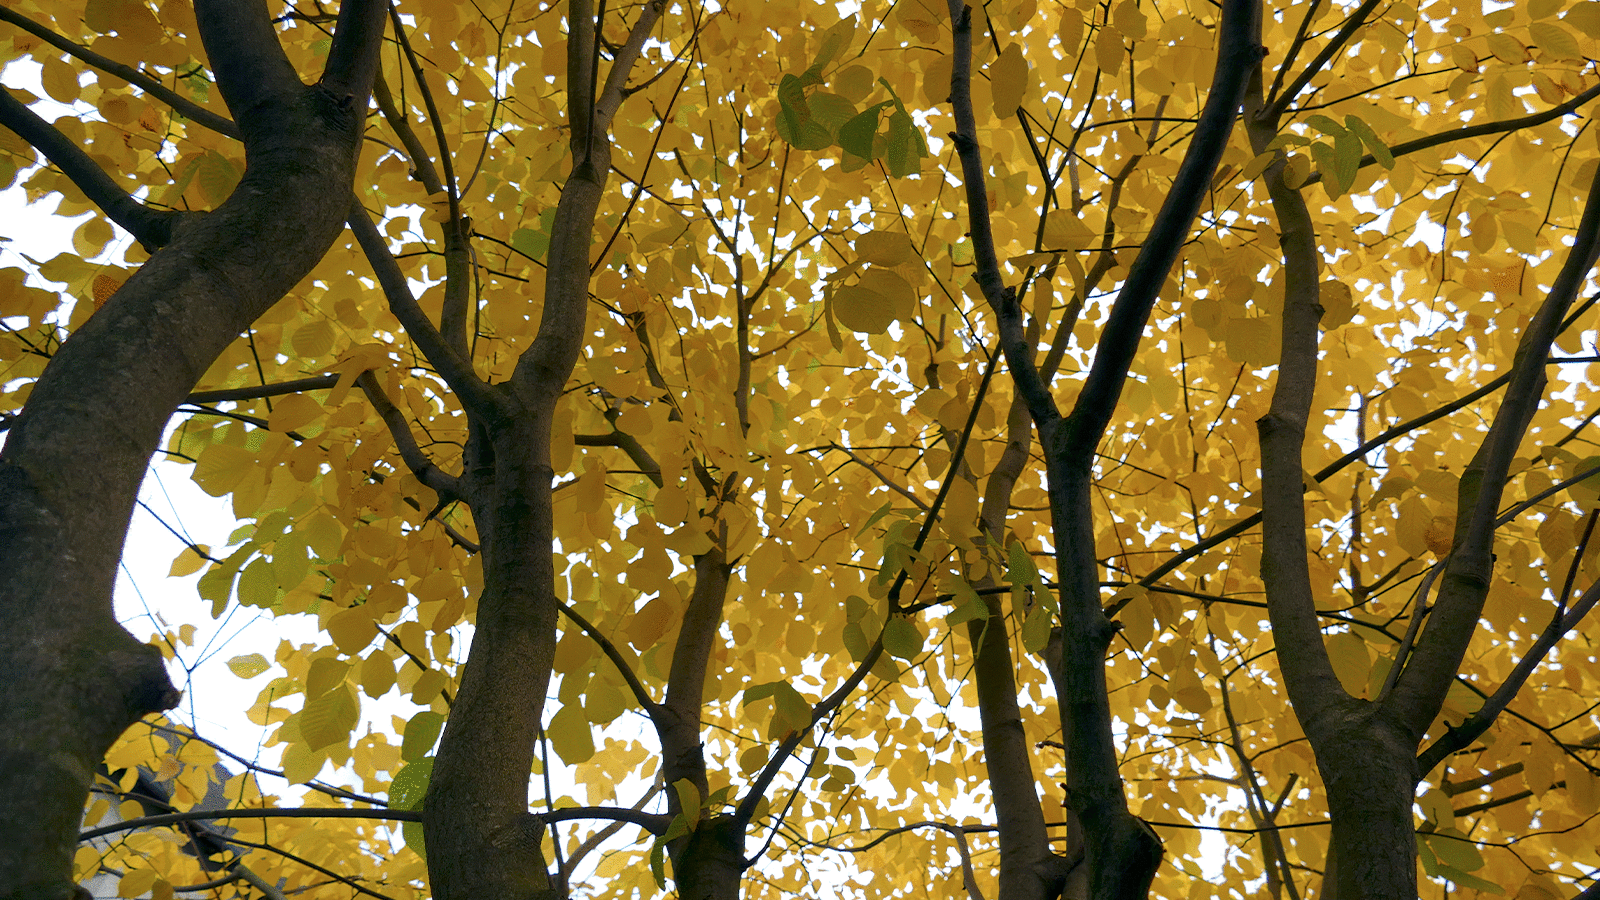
[1344,115,1395,169]
[401,711,446,763]
[746,681,812,740]
[671,777,701,828]
[547,704,596,764]
[776,72,832,151]
[878,78,929,177]
[839,101,892,160]
[808,92,860,140]
[881,616,924,660]
[1425,828,1485,872]
[1332,129,1363,195]
[389,757,434,810]
[944,581,987,627]
[511,227,548,261]
[1302,114,1346,138]
[810,15,857,73]
[1308,141,1346,199]
[650,839,668,888]
[773,685,812,736]
[883,109,925,177]
[225,653,269,679]
[1006,541,1038,586]
[1021,604,1053,654]
[390,757,433,861]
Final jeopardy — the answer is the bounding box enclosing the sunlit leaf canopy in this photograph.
[4,0,1600,895]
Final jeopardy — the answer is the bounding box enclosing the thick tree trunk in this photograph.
[0,1,382,896]
[671,816,745,900]
[422,415,565,899]
[1311,709,1420,900]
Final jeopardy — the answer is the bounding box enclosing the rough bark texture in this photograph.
[0,1,384,896]
[417,2,663,896]
[1242,2,1600,894]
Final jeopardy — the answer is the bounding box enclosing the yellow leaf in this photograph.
[854,230,915,266]
[1171,665,1212,714]
[1530,21,1583,59]
[292,319,336,359]
[1326,631,1371,696]
[119,869,158,898]
[1112,0,1147,39]
[226,653,270,679]
[361,652,396,699]
[328,606,378,654]
[169,544,211,577]
[1042,209,1094,250]
[280,742,326,784]
[834,268,916,334]
[266,393,323,433]
[575,461,608,513]
[548,704,596,764]
[306,657,351,699]
[989,43,1029,118]
[298,684,359,750]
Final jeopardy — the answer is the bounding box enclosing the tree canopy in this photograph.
[3,0,1600,898]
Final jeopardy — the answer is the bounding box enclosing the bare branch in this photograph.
[186,373,340,404]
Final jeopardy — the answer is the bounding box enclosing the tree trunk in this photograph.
[0,1,383,895]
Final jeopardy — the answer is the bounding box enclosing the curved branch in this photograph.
[319,0,386,103]
[944,4,1056,427]
[1246,50,1347,725]
[372,71,446,194]
[1300,83,1600,187]
[355,369,463,500]
[1139,290,1600,588]
[1057,0,1259,462]
[535,804,671,832]
[194,0,304,133]
[0,90,182,250]
[1417,564,1600,772]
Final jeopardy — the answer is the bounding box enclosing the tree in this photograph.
[3,0,1600,897]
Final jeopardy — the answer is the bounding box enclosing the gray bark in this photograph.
[0,1,384,896]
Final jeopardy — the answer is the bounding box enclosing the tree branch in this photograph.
[186,373,340,404]
[554,598,658,715]
[346,200,501,417]
[1259,0,1381,123]
[80,806,422,841]
[319,0,386,103]
[1417,566,1600,773]
[829,442,928,511]
[1300,83,1600,187]
[0,90,182,251]
[354,370,463,500]
[1387,154,1600,734]
[1245,49,1348,727]
[194,0,304,134]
